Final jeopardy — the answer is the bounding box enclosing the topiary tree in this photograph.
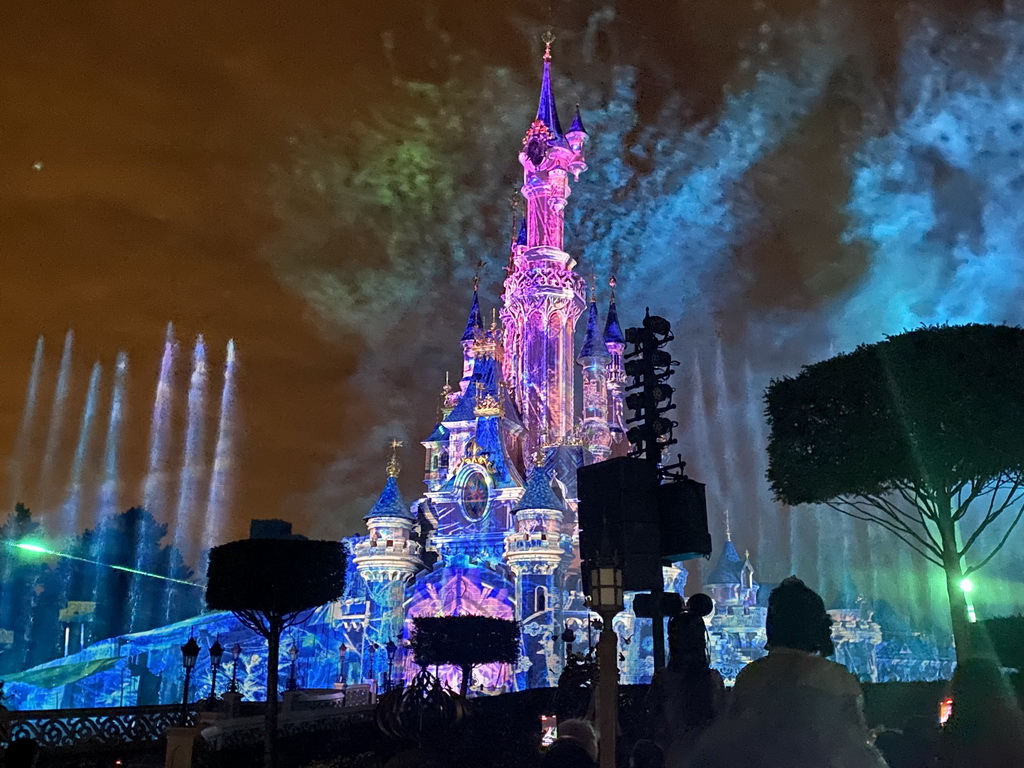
[766,324,1024,662]
[411,615,519,698]
[206,539,346,768]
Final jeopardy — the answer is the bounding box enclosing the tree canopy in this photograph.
[206,538,347,630]
[766,324,1024,658]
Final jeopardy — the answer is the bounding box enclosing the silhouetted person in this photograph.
[683,576,888,768]
[554,719,598,763]
[937,657,1024,768]
[4,737,40,768]
[646,594,724,764]
[631,739,666,768]
[541,738,598,768]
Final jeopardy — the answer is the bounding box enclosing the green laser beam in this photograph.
[11,541,202,588]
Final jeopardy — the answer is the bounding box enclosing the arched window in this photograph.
[534,586,547,614]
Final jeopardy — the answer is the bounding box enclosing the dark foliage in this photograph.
[411,615,519,668]
[766,324,1024,505]
[206,538,347,622]
[972,615,1024,669]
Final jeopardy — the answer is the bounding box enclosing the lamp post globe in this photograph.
[208,639,224,704]
[179,635,200,725]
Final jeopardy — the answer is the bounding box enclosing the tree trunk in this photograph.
[935,499,971,664]
[265,623,281,768]
[460,664,471,699]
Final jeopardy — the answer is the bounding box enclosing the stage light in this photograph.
[960,578,974,593]
[14,542,48,554]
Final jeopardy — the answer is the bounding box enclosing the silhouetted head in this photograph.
[541,738,597,768]
[668,610,709,667]
[629,739,665,768]
[555,718,598,762]
[765,576,835,656]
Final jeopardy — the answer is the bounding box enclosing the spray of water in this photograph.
[202,339,238,574]
[171,336,208,595]
[38,331,74,506]
[7,336,45,508]
[62,362,102,535]
[141,324,177,515]
[138,323,177,628]
[96,352,128,521]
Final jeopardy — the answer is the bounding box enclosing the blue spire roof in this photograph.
[568,105,587,135]
[705,539,744,585]
[461,290,483,343]
[516,218,527,246]
[579,300,610,361]
[603,298,625,346]
[446,354,500,422]
[513,466,566,514]
[364,476,414,521]
[535,56,563,139]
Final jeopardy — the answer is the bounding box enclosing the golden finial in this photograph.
[490,307,498,332]
[609,275,617,301]
[724,509,732,541]
[589,273,597,302]
[542,29,555,61]
[533,445,548,468]
[745,549,751,560]
[387,439,403,478]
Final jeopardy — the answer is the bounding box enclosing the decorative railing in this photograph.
[0,703,197,750]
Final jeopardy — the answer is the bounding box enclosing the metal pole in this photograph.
[596,614,618,768]
[181,666,193,726]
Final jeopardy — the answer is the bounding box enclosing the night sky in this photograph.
[2,0,1023,618]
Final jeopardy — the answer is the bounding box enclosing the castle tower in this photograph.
[353,442,422,688]
[504,450,571,688]
[578,290,612,461]
[459,288,484,395]
[603,278,627,442]
[501,38,589,460]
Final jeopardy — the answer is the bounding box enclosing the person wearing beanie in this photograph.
[682,576,889,768]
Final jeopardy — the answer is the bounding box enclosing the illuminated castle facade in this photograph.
[4,41,957,712]
[337,41,627,691]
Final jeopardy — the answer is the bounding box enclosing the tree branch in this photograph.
[826,501,943,565]
[964,500,1024,576]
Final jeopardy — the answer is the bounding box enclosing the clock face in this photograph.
[461,472,490,521]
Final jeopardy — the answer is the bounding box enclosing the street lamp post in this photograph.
[385,640,397,693]
[179,636,200,726]
[287,643,299,692]
[229,642,242,693]
[207,639,224,705]
[590,562,624,768]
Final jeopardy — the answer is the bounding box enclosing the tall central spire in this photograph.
[500,36,591,461]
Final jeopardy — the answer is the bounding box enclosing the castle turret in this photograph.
[504,450,571,687]
[460,288,484,395]
[604,278,627,442]
[501,37,588,460]
[578,291,612,461]
[354,442,422,688]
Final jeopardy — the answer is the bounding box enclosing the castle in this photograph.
[336,38,619,691]
[4,40,954,712]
